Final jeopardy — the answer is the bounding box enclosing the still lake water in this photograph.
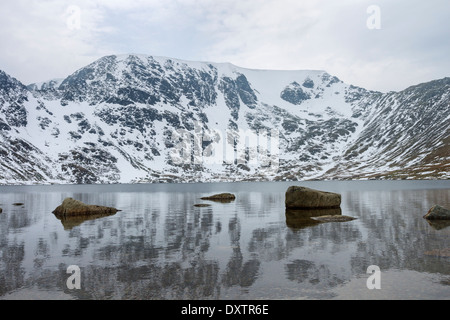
[0,180,449,300]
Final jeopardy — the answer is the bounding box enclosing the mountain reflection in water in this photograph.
[0,180,449,300]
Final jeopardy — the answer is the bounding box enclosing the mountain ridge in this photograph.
[0,54,448,185]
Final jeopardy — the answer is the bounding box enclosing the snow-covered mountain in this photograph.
[0,54,448,184]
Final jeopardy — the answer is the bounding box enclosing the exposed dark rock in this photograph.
[52,197,120,217]
[194,203,211,207]
[423,204,450,220]
[236,74,258,108]
[302,78,315,88]
[285,186,341,209]
[219,77,241,120]
[280,82,311,105]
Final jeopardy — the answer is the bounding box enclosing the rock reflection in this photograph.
[54,212,119,230]
[285,208,342,229]
[424,219,450,230]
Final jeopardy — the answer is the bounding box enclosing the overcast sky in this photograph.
[0,0,449,92]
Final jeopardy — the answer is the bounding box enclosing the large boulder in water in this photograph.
[285,186,341,209]
[423,205,450,220]
[52,198,120,217]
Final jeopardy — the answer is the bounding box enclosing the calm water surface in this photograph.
[0,180,449,300]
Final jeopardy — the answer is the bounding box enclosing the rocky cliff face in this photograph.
[0,54,448,184]
[328,78,450,179]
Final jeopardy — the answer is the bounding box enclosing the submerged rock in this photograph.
[423,205,450,220]
[285,186,341,209]
[285,208,342,229]
[201,193,236,201]
[194,203,211,207]
[286,207,342,219]
[52,197,120,217]
[311,215,357,222]
[424,248,450,257]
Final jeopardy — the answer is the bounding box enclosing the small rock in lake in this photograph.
[12,203,24,206]
[423,204,450,220]
[201,193,236,201]
[0,208,2,213]
[52,197,120,217]
[194,204,211,207]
